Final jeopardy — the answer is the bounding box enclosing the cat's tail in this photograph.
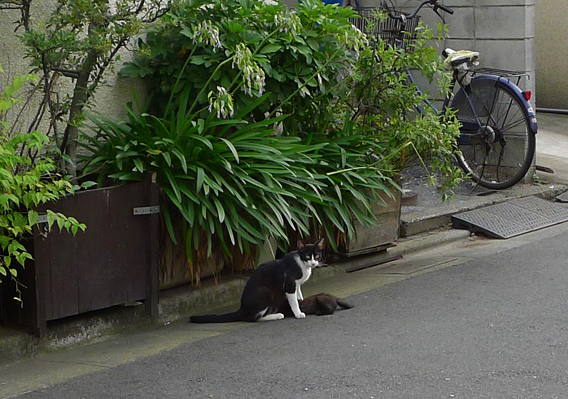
[189,309,245,323]
[337,299,354,310]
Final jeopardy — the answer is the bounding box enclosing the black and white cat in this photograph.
[190,239,325,323]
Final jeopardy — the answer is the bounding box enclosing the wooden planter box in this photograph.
[337,188,401,257]
[159,207,225,290]
[0,175,160,337]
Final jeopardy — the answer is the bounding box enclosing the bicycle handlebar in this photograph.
[381,0,454,20]
[436,2,454,15]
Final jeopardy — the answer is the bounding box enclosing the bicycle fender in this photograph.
[472,75,538,135]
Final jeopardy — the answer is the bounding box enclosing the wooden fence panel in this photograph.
[1,175,159,337]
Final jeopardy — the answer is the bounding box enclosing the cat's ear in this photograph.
[316,238,325,250]
[297,240,305,251]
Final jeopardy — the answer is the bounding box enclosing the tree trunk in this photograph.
[61,21,99,180]
[62,73,89,180]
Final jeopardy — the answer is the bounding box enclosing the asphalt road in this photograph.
[7,220,568,399]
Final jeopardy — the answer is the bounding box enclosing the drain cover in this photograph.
[556,191,568,203]
[451,196,568,238]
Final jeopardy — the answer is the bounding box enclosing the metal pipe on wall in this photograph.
[536,108,568,115]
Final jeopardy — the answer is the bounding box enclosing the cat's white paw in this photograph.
[295,312,306,319]
[258,312,285,321]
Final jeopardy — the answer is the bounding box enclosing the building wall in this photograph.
[442,0,535,101]
[0,2,146,134]
[535,0,568,110]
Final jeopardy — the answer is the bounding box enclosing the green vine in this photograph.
[0,68,86,301]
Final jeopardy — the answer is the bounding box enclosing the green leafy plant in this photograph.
[79,0,391,283]
[0,69,86,301]
[81,0,462,284]
[333,9,463,199]
[119,0,365,135]
[81,92,395,282]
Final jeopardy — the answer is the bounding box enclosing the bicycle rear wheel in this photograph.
[452,77,535,190]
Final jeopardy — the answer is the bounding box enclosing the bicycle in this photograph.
[353,0,538,190]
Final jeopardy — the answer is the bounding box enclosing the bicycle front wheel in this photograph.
[452,77,536,190]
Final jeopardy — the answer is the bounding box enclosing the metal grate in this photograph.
[555,191,568,203]
[513,196,568,219]
[451,196,568,239]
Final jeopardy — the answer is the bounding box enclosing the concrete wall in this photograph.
[0,2,145,134]
[441,0,535,99]
[386,0,535,98]
[535,0,568,110]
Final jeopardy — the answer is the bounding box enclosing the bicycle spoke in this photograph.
[500,116,528,133]
[453,77,535,189]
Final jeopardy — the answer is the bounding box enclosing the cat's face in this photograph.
[297,239,325,268]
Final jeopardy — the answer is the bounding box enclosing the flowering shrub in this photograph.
[83,0,462,281]
[120,0,365,134]
[84,0,390,279]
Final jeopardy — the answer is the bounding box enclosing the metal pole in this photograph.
[536,108,568,115]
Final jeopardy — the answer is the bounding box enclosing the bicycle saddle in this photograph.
[442,48,480,68]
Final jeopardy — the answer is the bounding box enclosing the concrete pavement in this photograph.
[1,112,568,398]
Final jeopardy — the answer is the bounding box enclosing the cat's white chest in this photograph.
[295,256,312,285]
[299,265,311,284]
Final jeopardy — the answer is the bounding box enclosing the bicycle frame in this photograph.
[383,0,538,138]
[375,0,538,189]
[406,67,538,138]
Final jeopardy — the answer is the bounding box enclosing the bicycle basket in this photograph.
[351,8,421,51]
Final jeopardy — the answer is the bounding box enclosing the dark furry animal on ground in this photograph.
[280,293,353,316]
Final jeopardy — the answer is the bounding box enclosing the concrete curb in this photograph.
[0,230,471,366]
